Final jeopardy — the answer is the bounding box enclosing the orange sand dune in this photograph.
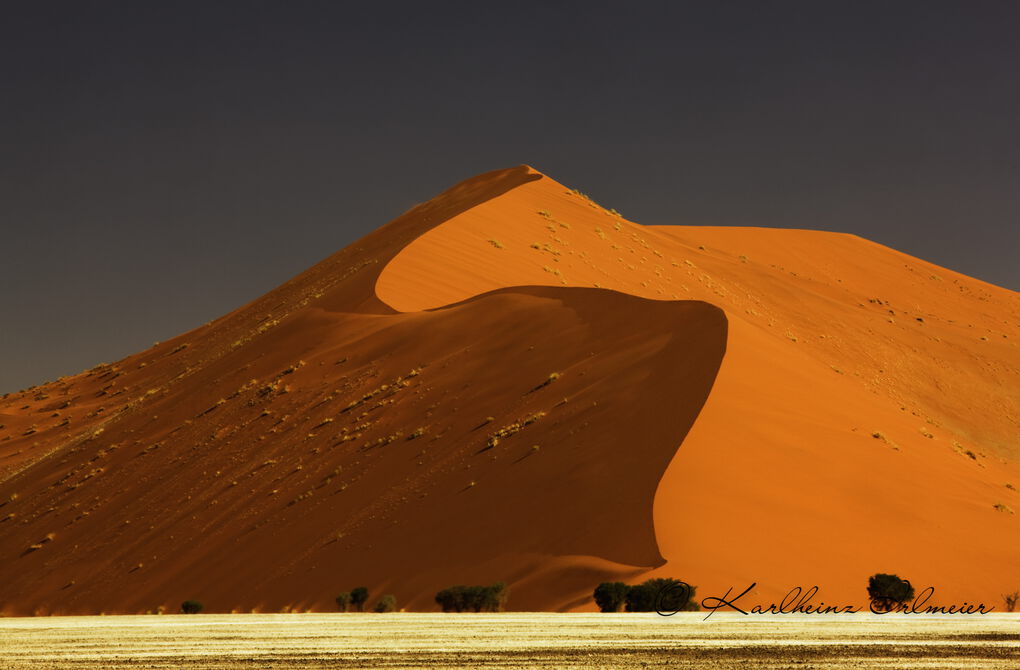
[377,168,1020,609]
[1,165,1017,615]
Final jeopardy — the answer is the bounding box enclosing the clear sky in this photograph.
[2,1,1018,393]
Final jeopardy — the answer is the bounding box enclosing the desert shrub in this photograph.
[180,600,203,614]
[374,594,397,613]
[1003,591,1018,613]
[335,592,351,612]
[624,578,697,612]
[867,573,915,612]
[463,585,486,611]
[593,582,629,612]
[625,582,658,612]
[435,586,464,612]
[479,582,508,611]
[350,586,369,612]
[435,582,507,612]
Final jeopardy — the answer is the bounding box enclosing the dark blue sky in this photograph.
[2,1,1018,392]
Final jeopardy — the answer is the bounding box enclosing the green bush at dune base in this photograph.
[180,600,204,614]
[435,582,508,612]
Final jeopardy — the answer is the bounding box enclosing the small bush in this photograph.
[435,582,507,612]
[1003,591,1019,613]
[530,373,560,392]
[867,573,914,612]
[181,600,203,614]
[350,586,369,612]
[335,592,351,612]
[624,578,696,612]
[374,594,397,613]
[593,582,629,612]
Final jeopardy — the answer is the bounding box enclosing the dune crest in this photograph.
[0,167,728,615]
[376,168,1020,609]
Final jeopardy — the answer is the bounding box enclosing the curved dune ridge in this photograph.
[0,166,726,615]
[0,165,1017,616]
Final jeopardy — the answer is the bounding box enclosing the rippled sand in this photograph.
[1,612,1018,669]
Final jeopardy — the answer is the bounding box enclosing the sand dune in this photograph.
[1,166,1016,615]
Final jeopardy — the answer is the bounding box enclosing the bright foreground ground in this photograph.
[0,613,1018,669]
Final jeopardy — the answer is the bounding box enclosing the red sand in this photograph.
[1,166,1017,615]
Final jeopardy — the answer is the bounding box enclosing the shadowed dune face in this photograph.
[0,167,543,482]
[1,164,1018,615]
[0,275,725,614]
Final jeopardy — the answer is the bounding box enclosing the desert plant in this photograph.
[626,581,661,612]
[480,582,508,612]
[374,594,397,613]
[181,600,203,614]
[530,373,560,392]
[350,586,369,612]
[867,573,915,612]
[624,578,696,612]
[1004,591,1019,613]
[335,592,351,612]
[435,582,507,612]
[593,582,629,612]
[435,586,465,612]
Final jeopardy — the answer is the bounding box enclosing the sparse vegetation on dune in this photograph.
[530,372,560,393]
[484,411,546,449]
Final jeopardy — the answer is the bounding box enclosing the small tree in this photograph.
[436,585,466,612]
[623,578,696,612]
[867,573,915,612]
[335,592,351,612]
[464,585,487,612]
[350,586,369,612]
[181,600,203,614]
[624,582,657,612]
[374,594,397,613]
[481,582,508,612]
[593,582,629,612]
[1003,591,1019,613]
[435,582,507,612]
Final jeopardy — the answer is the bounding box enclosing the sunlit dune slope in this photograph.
[377,168,1020,609]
